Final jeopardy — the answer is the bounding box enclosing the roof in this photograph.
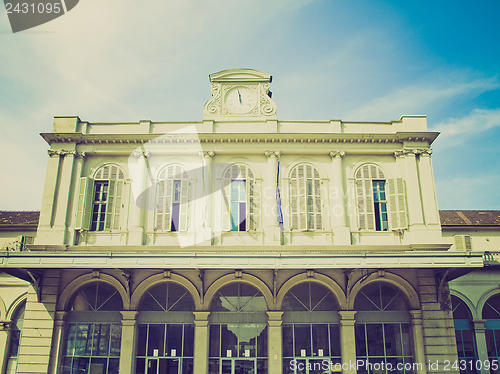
[440,210,500,227]
[0,211,40,226]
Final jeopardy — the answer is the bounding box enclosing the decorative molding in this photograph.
[329,151,346,159]
[200,151,215,159]
[47,149,77,157]
[394,148,432,158]
[259,83,277,117]
[132,150,150,159]
[264,150,280,159]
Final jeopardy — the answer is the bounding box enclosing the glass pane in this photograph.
[74,324,92,356]
[93,324,110,356]
[355,324,367,356]
[221,324,237,358]
[159,358,178,373]
[283,324,294,357]
[330,324,341,357]
[61,357,72,374]
[209,325,220,357]
[283,359,294,374]
[166,324,183,357]
[147,324,165,357]
[312,324,329,357]
[109,324,121,356]
[257,358,268,373]
[65,325,77,356]
[257,325,268,358]
[294,325,311,357]
[208,359,219,374]
[366,324,385,356]
[182,358,193,374]
[235,359,255,374]
[221,359,232,374]
[400,324,412,357]
[137,325,148,356]
[486,330,496,357]
[73,357,89,374]
[108,358,119,374]
[136,358,146,374]
[183,325,195,357]
[89,358,107,374]
[384,324,402,356]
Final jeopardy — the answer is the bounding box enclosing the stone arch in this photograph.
[57,272,129,311]
[450,290,478,320]
[5,293,27,321]
[478,288,500,319]
[351,162,392,180]
[276,272,347,310]
[204,273,274,310]
[348,271,420,310]
[130,272,202,311]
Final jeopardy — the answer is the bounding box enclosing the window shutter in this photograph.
[105,179,117,230]
[248,179,260,231]
[297,165,307,230]
[455,235,472,251]
[75,177,94,230]
[222,180,231,231]
[155,181,164,231]
[179,179,189,231]
[357,179,375,230]
[388,178,408,230]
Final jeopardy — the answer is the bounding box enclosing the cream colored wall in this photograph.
[35,115,443,249]
[442,228,500,252]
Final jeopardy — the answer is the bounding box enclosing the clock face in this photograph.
[225,87,257,114]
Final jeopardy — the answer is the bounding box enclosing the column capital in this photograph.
[193,311,210,321]
[329,151,346,159]
[60,150,77,157]
[0,321,11,331]
[48,149,62,158]
[54,311,68,326]
[473,319,487,331]
[200,151,215,159]
[265,150,280,159]
[409,310,423,324]
[339,310,357,323]
[75,151,87,159]
[132,150,150,159]
[120,311,139,321]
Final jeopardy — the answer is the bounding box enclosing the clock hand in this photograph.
[237,89,242,104]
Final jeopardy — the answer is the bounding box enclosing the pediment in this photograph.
[209,68,271,83]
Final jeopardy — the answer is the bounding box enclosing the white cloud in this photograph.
[433,108,500,148]
[343,75,500,121]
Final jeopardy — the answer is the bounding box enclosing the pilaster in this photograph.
[329,151,350,244]
[473,319,489,374]
[339,311,357,374]
[264,151,281,245]
[417,150,440,226]
[0,322,11,374]
[193,311,210,373]
[119,311,138,374]
[200,151,214,244]
[267,311,283,374]
[128,150,149,245]
[48,312,67,374]
[410,310,428,374]
[395,149,424,228]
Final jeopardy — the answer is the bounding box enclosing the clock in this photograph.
[225,86,257,114]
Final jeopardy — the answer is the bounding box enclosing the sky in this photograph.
[0,0,499,211]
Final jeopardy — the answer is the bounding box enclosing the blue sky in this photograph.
[0,0,499,210]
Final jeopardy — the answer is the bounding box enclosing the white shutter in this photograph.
[290,167,299,230]
[455,235,472,251]
[248,179,260,231]
[357,179,375,230]
[222,180,231,231]
[388,178,408,230]
[179,179,189,231]
[75,177,94,230]
[105,180,116,230]
[298,165,307,230]
[155,181,164,231]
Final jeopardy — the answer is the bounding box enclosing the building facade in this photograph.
[0,69,495,374]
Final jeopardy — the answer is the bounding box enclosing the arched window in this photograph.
[135,282,195,374]
[289,164,322,231]
[62,282,123,374]
[5,301,25,373]
[483,293,500,369]
[209,283,267,373]
[222,165,259,232]
[355,164,407,231]
[282,282,341,374]
[75,165,125,231]
[451,295,477,374]
[354,282,414,374]
[156,165,190,232]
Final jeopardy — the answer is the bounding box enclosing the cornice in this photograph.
[41,131,439,146]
